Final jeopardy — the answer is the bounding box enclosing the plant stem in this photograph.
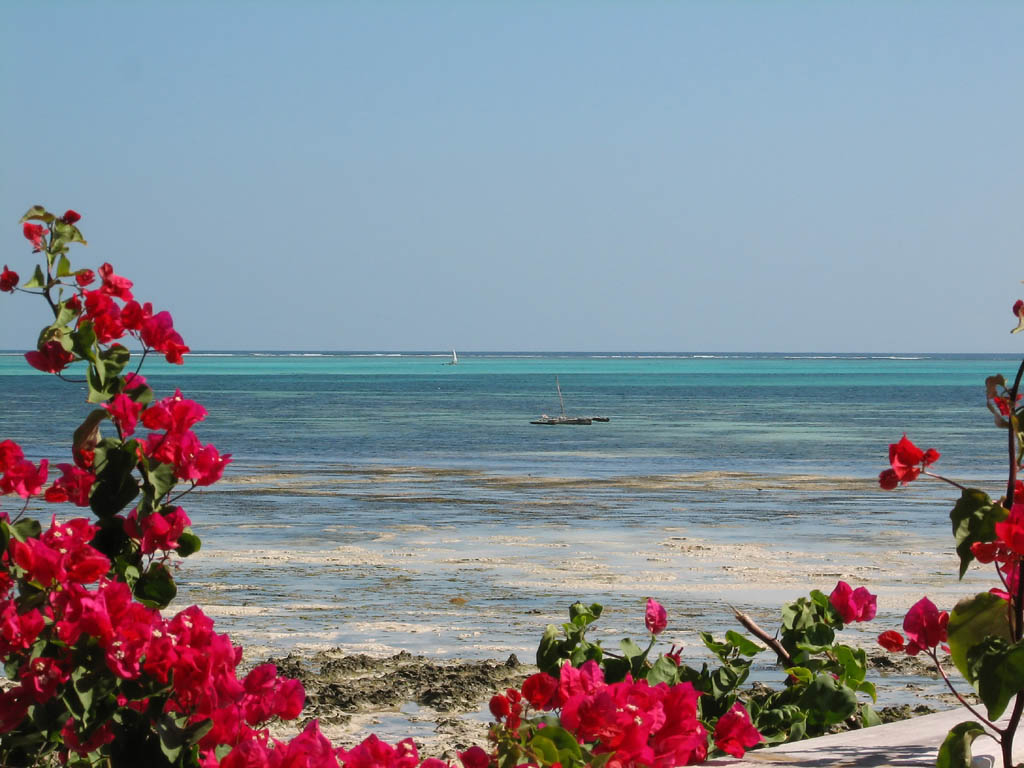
[730,606,792,666]
[922,471,969,492]
[929,649,999,735]
[1000,357,1024,768]
[1005,358,1024,509]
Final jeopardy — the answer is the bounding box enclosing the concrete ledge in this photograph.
[715,709,1024,767]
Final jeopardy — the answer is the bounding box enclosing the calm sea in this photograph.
[2,351,1022,700]
[3,351,1017,480]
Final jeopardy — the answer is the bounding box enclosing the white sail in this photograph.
[452,349,458,365]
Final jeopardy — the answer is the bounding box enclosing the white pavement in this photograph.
[716,709,1024,767]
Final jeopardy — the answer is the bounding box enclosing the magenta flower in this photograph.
[0,265,18,292]
[713,702,763,757]
[25,341,75,373]
[645,597,667,635]
[828,581,877,624]
[902,596,948,655]
[22,222,47,250]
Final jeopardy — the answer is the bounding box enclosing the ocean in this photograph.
[1,351,1021,701]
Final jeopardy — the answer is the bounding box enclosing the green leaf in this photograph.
[11,518,42,542]
[135,562,177,609]
[55,303,76,329]
[936,720,987,768]
[834,645,868,686]
[619,637,643,659]
[967,637,1024,720]
[724,630,763,656]
[646,655,680,685]
[87,365,111,403]
[146,462,177,502]
[786,666,814,684]
[860,704,882,727]
[51,219,87,246]
[56,254,72,277]
[156,712,189,764]
[23,264,46,289]
[569,601,602,626]
[947,592,1013,683]
[100,344,131,379]
[949,489,1007,578]
[797,674,858,728]
[90,442,140,518]
[602,656,631,683]
[531,726,581,765]
[71,667,94,713]
[569,639,603,668]
[857,679,877,703]
[176,529,201,558]
[73,409,107,467]
[537,624,565,675]
[21,205,55,224]
[528,733,560,766]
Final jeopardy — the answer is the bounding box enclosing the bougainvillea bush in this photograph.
[0,207,439,767]
[875,304,1024,768]
[2,206,782,767]
[490,578,881,768]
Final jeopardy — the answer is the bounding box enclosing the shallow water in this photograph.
[1,351,1016,705]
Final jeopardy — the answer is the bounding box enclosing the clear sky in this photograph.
[2,1,1022,352]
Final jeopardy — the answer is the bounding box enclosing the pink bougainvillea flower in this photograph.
[713,702,762,758]
[971,540,1010,564]
[884,434,939,486]
[877,630,905,652]
[102,393,144,436]
[902,597,948,655]
[521,672,560,710]
[0,439,24,473]
[22,222,48,250]
[83,290,125,343]
[995,505,1024,556]
[828,581,877,624]
[139,310,190,364]
[25,341,76,373]
[61,209,81,224]
[124,506,192,554]
[123,372,148,390]
[0,458,48,498]
[75,269,95,287]
[120,299,150,331]
[664,644,683,666]
[97,262,134,301]
[0,603,46,656]
[61,718,115,757]
[558,659,605,702]
[1013,300,1024,334]
[878,468,899,490]
[0,265,18,292]
[645,597,668,635]
[459,745,489,768]
[488,693,511,719]
[44,464,95,507]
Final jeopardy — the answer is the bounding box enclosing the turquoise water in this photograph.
[1,351,1021,698]
[2,350,1017,480]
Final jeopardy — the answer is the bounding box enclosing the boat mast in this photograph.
[556,376,566,418]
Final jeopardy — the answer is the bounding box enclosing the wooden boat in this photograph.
[444,348,458,365]
[531,415,592,425]
[531,377,593,425]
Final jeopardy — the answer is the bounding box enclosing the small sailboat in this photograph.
[444,348,458,366]
[531,376,592,425]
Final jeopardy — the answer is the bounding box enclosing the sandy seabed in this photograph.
[172,467,984,757]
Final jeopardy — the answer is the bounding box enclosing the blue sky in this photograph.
[2,1,1022,352]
